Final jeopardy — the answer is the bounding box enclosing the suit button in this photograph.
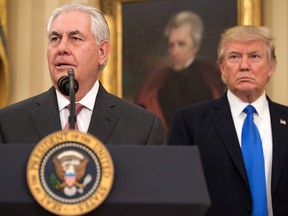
[245,206,252,214]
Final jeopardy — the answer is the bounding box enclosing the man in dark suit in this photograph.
[168,25,288,215]
[135,11,226,134]
[0,2,165,145]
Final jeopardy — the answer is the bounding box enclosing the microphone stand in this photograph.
[68,68,76,130]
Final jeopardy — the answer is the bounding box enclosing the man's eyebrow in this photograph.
[248,49,262,54]
[227,51,240,55]
[49,31,62,38]
[48,30,82,38]
[69,30,82,36]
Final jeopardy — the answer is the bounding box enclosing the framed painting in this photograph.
[99,0,262,99]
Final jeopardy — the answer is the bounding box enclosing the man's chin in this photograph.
[52,69,70,79]
[170,64,185,71]
[172,67,184,72]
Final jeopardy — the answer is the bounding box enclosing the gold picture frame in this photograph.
[99,0,262,98]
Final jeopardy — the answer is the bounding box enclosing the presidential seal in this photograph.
[26,130,114,215]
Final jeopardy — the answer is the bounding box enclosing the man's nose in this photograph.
[169,46,179,57]
[239,56,250,71]
[57,39,71,55]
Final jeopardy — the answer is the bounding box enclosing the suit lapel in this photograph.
[31,87,62,139]
[269,101,288,193]
[88,84,119,143]
[30,84,118,143]
[210,95,249,186]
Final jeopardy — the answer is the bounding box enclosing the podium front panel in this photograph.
[0,144,210,216]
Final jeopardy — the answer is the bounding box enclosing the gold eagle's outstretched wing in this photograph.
[52,157,65,181]
[76,157,89,181]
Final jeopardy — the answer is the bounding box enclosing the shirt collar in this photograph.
[184,56,195,68]
[56,80,99,111]
[227,90,268,118]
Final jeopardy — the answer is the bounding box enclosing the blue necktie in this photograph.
[241,105,267,216]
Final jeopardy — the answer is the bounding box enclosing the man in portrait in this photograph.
[135,11,226,133]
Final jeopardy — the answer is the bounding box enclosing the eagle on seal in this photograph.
[52,150,89,190]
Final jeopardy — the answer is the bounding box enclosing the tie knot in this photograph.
[66,103,84,116]
[243,105,256,115]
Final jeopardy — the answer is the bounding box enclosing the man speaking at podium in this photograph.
[0,2,165,145]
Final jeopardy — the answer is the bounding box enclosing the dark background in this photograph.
[122,0,237,102]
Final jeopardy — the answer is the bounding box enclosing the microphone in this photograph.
[57,73,79,96]
[57,68,79,130]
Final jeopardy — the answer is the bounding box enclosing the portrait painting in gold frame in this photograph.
[98,0,261,100]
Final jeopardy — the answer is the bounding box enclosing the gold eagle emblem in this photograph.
[52,150,92,196]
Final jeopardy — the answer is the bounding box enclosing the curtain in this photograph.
[0,0,8,107]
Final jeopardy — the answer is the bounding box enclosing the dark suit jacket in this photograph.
[168,94,288,216]
[135,58,226,133]
[0,83,165,145]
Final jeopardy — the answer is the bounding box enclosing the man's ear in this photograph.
[218,63,227,83]
[267,62,276,78]
[218,62,224,73]
[98,40,111,65]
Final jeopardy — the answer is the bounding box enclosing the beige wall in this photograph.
[264,0,288,105]
[6,0,288,105]
[6,0,98,104]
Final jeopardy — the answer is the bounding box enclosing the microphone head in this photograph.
[57,76,79,96]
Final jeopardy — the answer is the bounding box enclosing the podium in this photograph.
[0,144,210,216]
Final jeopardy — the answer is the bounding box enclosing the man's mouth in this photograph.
[55,63,75,70]
[237,77,254,82]
[56,63,72,67]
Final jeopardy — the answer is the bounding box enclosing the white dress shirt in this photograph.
[56,80,99,133]
[227,90,273,216]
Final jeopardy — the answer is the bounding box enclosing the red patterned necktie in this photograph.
[64,103,84,131]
